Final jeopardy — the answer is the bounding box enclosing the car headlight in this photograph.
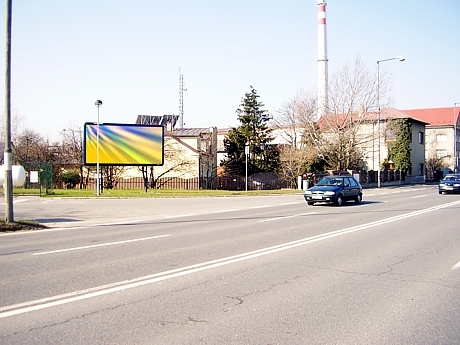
[439,183,445,186]
[454,184,460,187]
[324,191,335,196]
[305,191,312,195]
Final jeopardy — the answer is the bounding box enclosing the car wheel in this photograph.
[307,201,315,206]
[335,194,343,206]
[438,190,442,194]
[355,194,362,204]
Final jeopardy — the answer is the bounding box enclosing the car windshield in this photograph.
[316,177,343,186]
[443,175,460,181]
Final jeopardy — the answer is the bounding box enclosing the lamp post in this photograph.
[454,102,460,172]
[95,100,103,195]
[245,143,249,192]
[376,56,405,188]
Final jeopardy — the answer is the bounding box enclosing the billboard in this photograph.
[83,123,164,166]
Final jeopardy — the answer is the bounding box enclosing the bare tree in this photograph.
[60,124,85,188]
[300,56,392,171]
[273,91,319,184]
[424,128,449,173]
[102,165,127,190]
[0,111,26,164]
[60,125,83,164]
[12,129,42,165]
[139,137,196,190]
[11,129,61,189]
[426,154,449,172]
[278,143,318,185]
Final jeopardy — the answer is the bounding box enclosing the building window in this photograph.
[385,128,397,141]
[418,132,424,144]
[436,149,448,158]
[436,134,447,142]
[217,138,225,151]
[419,163,424,176]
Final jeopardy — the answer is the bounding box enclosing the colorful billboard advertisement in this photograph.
[83,123,164,166]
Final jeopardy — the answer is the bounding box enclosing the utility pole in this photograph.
[455,102,460,172]
[4,0,14,223]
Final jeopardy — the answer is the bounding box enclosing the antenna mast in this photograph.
[178,68,187,128]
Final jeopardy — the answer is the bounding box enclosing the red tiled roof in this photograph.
[316,108,428,130]
[400,107,460,126]
[378,108,427,123]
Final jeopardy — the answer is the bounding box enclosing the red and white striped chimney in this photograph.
[317,0,328,120]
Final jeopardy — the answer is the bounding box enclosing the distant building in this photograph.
[313,108,427,183]
[130,107,459,184]
[401,107,460,172]
[124,115,218,188]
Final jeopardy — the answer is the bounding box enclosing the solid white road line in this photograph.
[164,214,197,218]
[94,220,144,227]
[260,212,317,222]
[452,261,460,270]
[0,220,144,236]
[0,199,28,205]
[32,235,170,256]
[212,209,238,213]
[1,200,460,319]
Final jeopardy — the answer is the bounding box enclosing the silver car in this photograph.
[438,174,460,194]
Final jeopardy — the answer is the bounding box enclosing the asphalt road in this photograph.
[1,185,460,344]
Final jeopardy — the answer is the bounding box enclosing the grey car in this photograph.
[438,174,460,194]
[304,175,363,206]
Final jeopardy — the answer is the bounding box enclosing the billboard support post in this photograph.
[94,100,103,195]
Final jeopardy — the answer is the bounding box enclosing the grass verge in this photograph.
[0,219,48,232]
[10,188,302,198]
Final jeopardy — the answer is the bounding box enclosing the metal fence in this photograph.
[117,177,202,190]
[358,170,404,184]
[81,175,292,191]
[21,168,418,191]
[216,176,292,190]
[22,162,53,193]
[84,176,210,190]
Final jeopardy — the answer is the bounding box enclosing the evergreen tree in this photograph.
[387,118,412,173]
[222,86,280,176]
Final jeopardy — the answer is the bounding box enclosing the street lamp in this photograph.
[95,100,103,195]
[377,56,405,188]
[245,143,249,192]
[454,102,460,172]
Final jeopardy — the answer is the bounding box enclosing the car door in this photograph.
[342,177,353,200]
[347,177,360,200]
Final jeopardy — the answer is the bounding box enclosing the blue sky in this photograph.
[1,1,459,140]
